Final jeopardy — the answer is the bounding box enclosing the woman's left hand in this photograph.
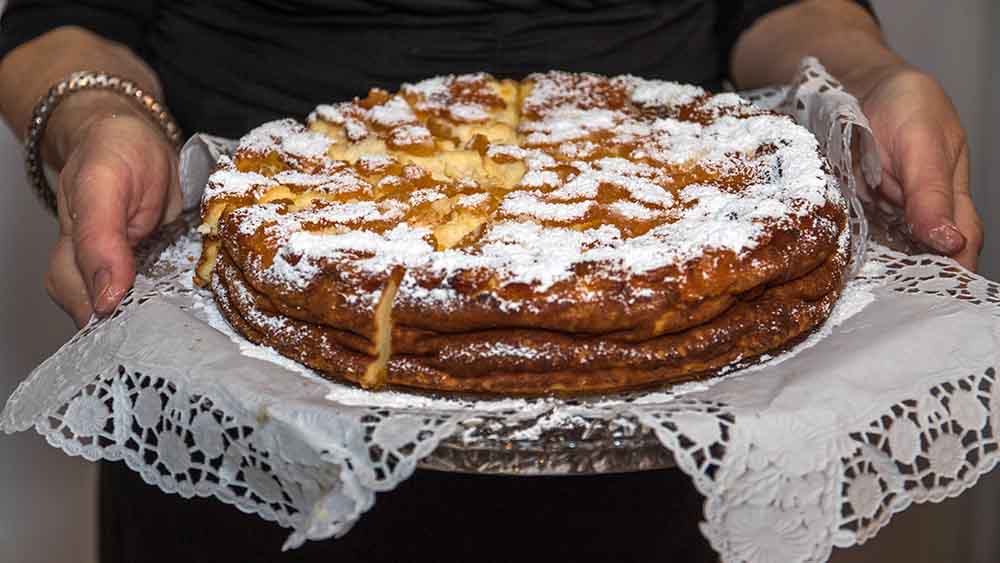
[845,63,983,270]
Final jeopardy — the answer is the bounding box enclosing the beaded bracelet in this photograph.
[24,71,183,215]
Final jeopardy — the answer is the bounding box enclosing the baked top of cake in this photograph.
[196,71,848,394]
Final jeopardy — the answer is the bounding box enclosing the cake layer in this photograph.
[212,238,845,394]
[217,199,844,340]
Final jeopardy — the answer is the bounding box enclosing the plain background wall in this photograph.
[0,123,91,563]
[0,6,97,563]
[0,1,995,562]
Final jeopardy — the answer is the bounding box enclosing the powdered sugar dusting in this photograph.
[402,73,501,123]
[389,124,432,145]
[630,79,706,107]
[237,119,303,154]
[312,104,345,123]
[409,188,447,205]
[205,163,275,203]
[500,191,593,222]
[610,200,662,220]
[213,71,843,307]
[368,96,418,127]
[234,203,286,236]
[358,154,395,171]
[450,103,490,122]
[521,107,618,144]
[281,130,333,159]
[486,144,527,160]
[456,192,491,207]
[519,169,560,188]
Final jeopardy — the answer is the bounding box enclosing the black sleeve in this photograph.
[718,0,879,80]
[0,0,157,63]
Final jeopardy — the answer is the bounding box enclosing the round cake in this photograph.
[195,71,849,395]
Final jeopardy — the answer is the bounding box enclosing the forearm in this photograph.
[0,25,162,167]
[731,0,904,95]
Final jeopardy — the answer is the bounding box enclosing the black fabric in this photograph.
[2,0,873,139]
[100,460,717,563]
[0,0,159,60]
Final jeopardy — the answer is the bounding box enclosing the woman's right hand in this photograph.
[44,93,181,327]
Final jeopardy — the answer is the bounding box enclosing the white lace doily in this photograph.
[5,59,999,562]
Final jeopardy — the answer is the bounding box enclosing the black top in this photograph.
[2,2,875,561]
[3,0,871,138]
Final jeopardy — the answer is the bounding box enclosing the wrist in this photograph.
[23,71,182,216]
[44,90,154,167]
[838,60,910,101]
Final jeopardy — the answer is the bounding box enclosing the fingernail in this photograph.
[927,223,965,254]
[876,198,898,216]
[76,313,94,330]
[92,268,111,313]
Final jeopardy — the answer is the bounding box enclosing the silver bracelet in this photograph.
[24,71,183,215]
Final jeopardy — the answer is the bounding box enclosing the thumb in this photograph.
[61,156,137,316]
[894,119,966,255]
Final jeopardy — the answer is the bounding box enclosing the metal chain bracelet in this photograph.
[24,71,183,215]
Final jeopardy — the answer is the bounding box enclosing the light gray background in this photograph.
[0,1,996,562]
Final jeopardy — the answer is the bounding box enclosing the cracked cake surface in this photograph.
[196,71,848,394]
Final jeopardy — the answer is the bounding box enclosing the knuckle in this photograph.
[922,180,953,196]
[945,129,969,164]
[74,158,130,195]
[899,121,948,155]
[952,127,968,150]
[907,185,951,210]
[895,68,941,91]
[72,222,104,246]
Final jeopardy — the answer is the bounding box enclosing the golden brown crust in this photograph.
[199,71,849,395]
[213,237,846,395]
[217,198,844,342]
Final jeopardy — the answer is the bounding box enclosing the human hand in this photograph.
[845,63,983,270]
[45,95,180,327]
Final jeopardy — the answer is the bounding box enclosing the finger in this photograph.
[876,172,905,209]
[895,119,965,255]
[951,146,982,270]
[125,149,181,244]
[953,192,983,271]
[46,236,94,328]
[164,154,183,222]
[63,157,136,317]
[867,121,905,215]
[55,176,75,234]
